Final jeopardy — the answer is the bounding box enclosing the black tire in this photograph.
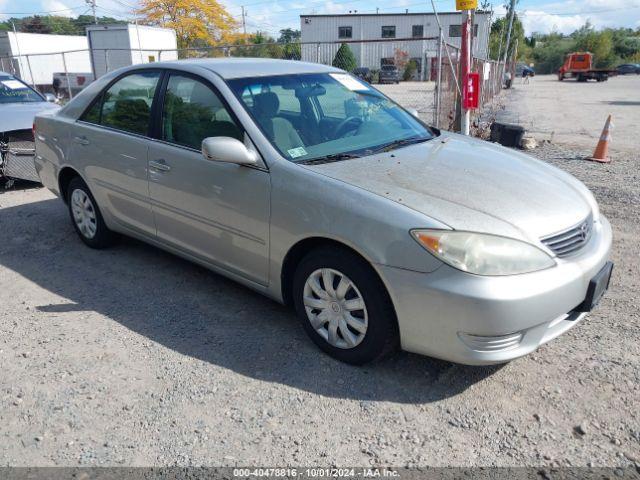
[292,246,399,365]
[66,176,115,249]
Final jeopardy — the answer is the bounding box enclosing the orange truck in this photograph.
[558,52,615,82]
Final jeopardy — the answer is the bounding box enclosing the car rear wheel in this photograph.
[292,247,398,364]
[67,176,115,249]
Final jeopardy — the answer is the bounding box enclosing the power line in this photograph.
[0,5,87,16]
[85,0,97,23]
[228,0,452,14]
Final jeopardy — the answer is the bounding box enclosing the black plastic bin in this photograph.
[490,123,525,148]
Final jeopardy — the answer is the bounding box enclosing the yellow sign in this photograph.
[456,0,477,10]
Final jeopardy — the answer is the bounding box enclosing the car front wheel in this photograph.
[67,176,115,249]
[293,247,398,364]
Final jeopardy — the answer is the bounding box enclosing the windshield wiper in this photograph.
[370,136,431,154]
[298,152,363,165]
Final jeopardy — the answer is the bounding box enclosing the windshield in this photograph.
[227,72,434,163]
[0,76,43,104]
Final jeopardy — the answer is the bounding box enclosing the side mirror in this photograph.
[202,136,258,166]
[406,107,420,119]
[45,93,57,103]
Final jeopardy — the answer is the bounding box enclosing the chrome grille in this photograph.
[541,214,593,257]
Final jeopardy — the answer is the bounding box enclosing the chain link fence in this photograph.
[0,38,507,132]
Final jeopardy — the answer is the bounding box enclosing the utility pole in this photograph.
[85,0,97,24]
[241,6,247,35]
[11,21,22,78]
[502,0,516,65]
[460,8,472,136]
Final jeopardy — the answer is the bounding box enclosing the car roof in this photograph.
[147,58,342,79]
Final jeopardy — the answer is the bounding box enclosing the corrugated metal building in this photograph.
[300,12,491,74]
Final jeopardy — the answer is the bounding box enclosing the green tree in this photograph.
[572,23,616,68]
[528,31,575,73]
[277,28,301,60]
[0,15,126,35]
[282,42,301,60]
[488,14,533,63]
[277,28,300,43]
[403,59,418,81]
[332,43,357,72]
[20,16,52,34]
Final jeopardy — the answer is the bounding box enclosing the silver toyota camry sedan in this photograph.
[33,59,613,365]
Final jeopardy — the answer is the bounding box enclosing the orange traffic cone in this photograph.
[588,115,613,163]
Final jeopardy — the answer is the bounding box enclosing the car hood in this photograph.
[303,132,593,242]
[0,102,59,132]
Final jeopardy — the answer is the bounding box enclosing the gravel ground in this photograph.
[497,74,640,154]
[1,141,638,468]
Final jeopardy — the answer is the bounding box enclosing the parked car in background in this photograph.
[1,71,58,184]
[378,65,400,84]
[352,67,373,83]
[35,59,612,366]
[616,63,640,75]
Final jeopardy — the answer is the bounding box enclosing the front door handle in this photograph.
[149,159,171,172]
[73,135,90,146]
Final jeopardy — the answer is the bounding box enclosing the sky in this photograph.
[1,0,639,37]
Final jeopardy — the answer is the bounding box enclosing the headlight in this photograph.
[411,230,556,276]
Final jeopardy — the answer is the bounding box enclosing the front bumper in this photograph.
[378,216,613,365]
[1,130,39,182]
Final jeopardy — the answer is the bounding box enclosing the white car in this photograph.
[1,71,58,183]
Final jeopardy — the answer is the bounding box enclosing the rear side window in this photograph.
[81,71,160,136]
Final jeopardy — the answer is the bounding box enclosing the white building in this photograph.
[0,32,91,87]
[87,24,178,78]
[300,12,492,78]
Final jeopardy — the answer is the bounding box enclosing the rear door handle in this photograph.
[149,159,171,172]
[73,135,90,146]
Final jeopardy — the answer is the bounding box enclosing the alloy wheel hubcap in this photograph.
[71,189,97,239]
[303,268,368,349]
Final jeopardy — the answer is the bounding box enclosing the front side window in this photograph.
[227,73,434,163]
[0,76,44,104]
[338,26,352,39]
[381,26,396,38]
[82,71,160,136]
[162,74,242,150]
